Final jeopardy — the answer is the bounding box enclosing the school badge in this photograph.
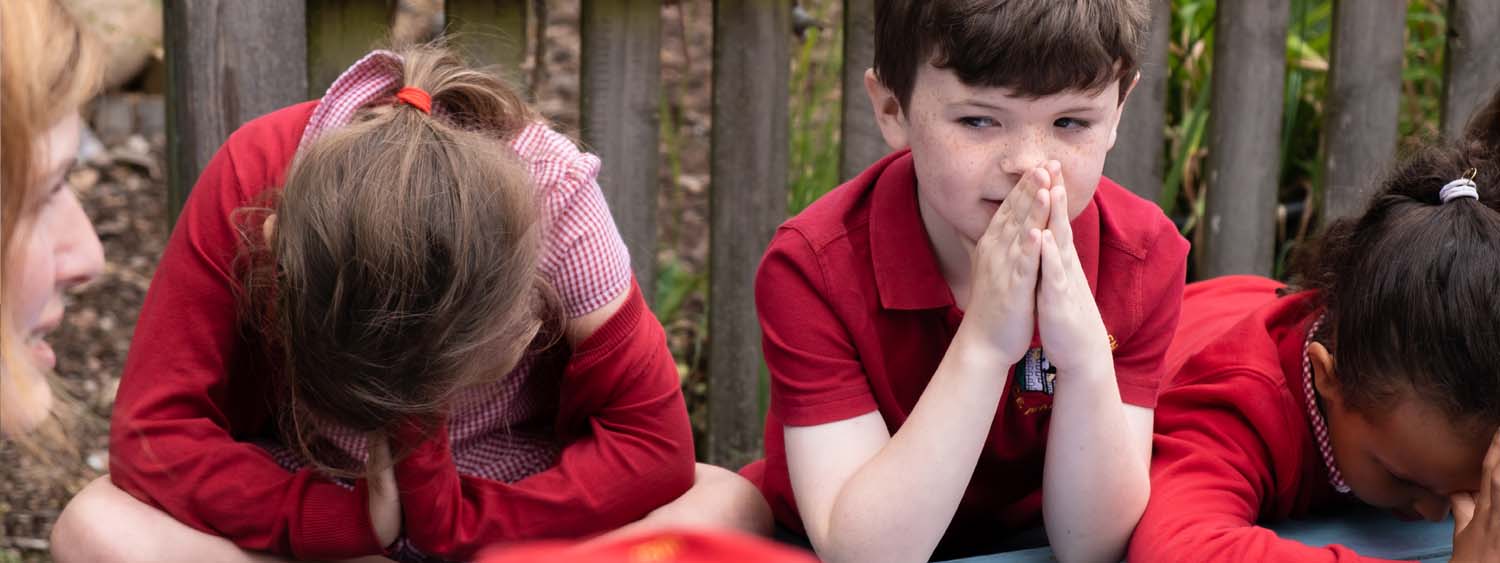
[1012,348,1056,415]
[1015,348,1056,395]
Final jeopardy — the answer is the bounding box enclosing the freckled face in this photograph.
[896,64,1125,246]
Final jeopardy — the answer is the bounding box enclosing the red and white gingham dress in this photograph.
[262,51,633,485]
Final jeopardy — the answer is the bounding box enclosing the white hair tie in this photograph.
[1439,170,1480,203]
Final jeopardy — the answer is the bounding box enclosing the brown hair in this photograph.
[1289,88,1500,430]
[242,44,558,476]
[873,0,1148,110]
[1,0,102,439]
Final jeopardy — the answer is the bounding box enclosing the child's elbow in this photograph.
[1051,537,1128,563]
[1050,504,1147,562]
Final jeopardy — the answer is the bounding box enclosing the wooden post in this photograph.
[1320,0,1404,223]
[445,0,530,87]
[709,0,788,468]
[839,0,884,182]
[307,0,394,97]
[580,0,662,303]
[1103,0,1170,204]
[164,0,307,226]
[1199,0,1289,278]
[1440,0,1500,139]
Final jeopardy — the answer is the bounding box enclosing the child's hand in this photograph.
[1452,430,1500,562]
[367,436,402,549]
[961,164,1051,364]
[1035,162,1111,377]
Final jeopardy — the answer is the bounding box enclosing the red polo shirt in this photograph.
[744,150,1189,555]
[1130,276,1385,562]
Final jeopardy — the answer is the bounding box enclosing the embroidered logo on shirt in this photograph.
[1012,347,1055,415]
[1016,348,1056,395]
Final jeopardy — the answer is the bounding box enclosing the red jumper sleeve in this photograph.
[109,138,385,560]
[1129,369,1400,563]
[392,282,696,560]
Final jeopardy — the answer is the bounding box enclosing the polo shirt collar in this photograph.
[869,150,1101,311]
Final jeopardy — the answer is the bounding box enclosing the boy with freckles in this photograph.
[738,1,1188,561]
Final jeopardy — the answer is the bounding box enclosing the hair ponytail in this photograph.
[248,42,560,478]
[1287,84,1500,432]
[396,43,537,136]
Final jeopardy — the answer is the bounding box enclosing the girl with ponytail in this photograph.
[51,45,769,562]
[1130,87,1500,561]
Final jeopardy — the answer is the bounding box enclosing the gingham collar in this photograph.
[298,50,405,150]
[1302,314,1352,494]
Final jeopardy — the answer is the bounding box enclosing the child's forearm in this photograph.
[814,330,1015,563]
[1042,354,1151,563]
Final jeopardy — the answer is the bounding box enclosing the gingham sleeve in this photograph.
[511,123,633,318]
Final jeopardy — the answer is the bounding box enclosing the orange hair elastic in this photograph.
[395,86,432,115]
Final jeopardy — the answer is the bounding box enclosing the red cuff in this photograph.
[391,419,460,552]
[291,477,385,560]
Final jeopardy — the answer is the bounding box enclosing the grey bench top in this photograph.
[943,507,1453,562]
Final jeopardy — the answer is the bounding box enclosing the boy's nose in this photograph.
[999,140,1048,178]
[54,190,104,289]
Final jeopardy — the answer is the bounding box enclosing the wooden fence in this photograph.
[164,0,1500,468]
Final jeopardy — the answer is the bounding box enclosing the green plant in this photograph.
[1160,0,1216,222]
[1162,0,1444,279]
[1401,0,1446,139]
[787,1,846,215]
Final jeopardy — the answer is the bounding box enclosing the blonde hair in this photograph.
[1,0,102,439]
[241,44,558,476]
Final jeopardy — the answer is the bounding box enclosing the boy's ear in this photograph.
[1107,71,1142,151]
[864,68,909,151]
[1309,341,1342,407]
[1119,70,1141,107]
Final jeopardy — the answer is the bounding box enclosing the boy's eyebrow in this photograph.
[1056,105,1106,114]
[953,99,1013,112]
[953,99,1104,115]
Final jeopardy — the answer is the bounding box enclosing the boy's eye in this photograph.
[1055,117,1092,130]
[958,116,997,129]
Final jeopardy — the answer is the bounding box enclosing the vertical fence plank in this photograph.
[165,0,307,226]
[839,0,883,181]
[1441,0,1500,138]
[580,0,662,303]
[1199,0,1290,278]
[307,0,394,97]
[1320,0,1404,223]
[709,0,789,468]
[445,0,529,87]
[1104,0,1170,203]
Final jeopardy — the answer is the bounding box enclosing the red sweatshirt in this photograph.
[109,101,695,561]
[1128,276,1397,562]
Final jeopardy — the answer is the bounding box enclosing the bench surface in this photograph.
[944,507,1453,562]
